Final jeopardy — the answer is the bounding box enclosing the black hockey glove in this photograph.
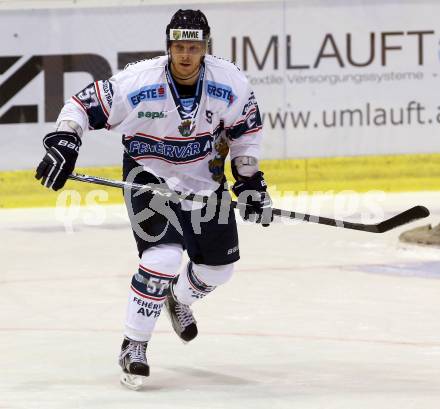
[232,171,273,227]
[35,131,81,191]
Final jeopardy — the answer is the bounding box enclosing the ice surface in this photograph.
[1,192,440,409]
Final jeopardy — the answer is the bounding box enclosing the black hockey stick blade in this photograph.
[271,205,430,233]
[68,173,430,233]
[367,205,430,233]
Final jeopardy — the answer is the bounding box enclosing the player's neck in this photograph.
[170,64,201,86]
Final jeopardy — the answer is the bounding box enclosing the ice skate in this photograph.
[165,279,198,342]
[118,337,149,390]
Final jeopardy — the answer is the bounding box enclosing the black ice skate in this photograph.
[118,337,149,390]
[165,279,198,342]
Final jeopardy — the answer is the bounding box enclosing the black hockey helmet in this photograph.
[166,9,210,49]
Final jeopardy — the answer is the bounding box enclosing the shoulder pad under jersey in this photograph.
[205,54,241,72]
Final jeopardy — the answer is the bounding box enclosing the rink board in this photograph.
[3,153,440,208]
[1,0,440,171]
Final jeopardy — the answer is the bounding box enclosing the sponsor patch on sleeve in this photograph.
[206,81,236,106]
[95,80,113,117]
[128,83,167,108]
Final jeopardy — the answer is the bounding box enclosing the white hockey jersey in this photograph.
[57,55,263,194]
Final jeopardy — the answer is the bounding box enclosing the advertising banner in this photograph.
[1,1,439,169]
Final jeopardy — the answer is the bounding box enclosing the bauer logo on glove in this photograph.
[57,139,80,152]
[35,131,81,191]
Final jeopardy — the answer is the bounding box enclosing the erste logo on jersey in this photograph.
[128,83,167,107]
[206,81,236,106]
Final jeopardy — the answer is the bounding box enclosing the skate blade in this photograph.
[120,372,148,391]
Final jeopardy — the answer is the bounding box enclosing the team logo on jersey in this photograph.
[170,29,203,41]
[128,84,167,107]
[206,81,236,106]
[178,119,196,137]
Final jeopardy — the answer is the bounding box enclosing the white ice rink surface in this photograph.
[1,192,440,409]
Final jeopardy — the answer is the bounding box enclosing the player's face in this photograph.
[170,41,206,78]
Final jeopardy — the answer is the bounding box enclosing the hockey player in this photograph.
[35,9,272,390]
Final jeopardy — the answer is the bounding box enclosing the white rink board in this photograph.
[1,1,440,170]
[1,192,440,408]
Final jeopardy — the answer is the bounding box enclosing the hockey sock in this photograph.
[173,261,234,305]
[124,243,183,341]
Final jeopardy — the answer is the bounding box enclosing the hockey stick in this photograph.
[67,172,430,233]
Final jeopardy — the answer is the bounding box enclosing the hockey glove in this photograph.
[35,131,81,191]
[232,171,273,227]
